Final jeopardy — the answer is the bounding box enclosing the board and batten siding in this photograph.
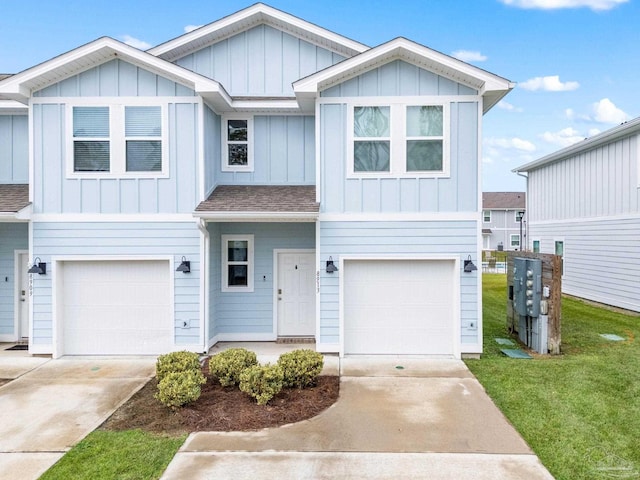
[527,133,640,222]
[0,115,28,184]
[207,222,315,340]
[32,101,200,214]
[530,218,640,312]
[319,220,480,348]
[203,104,220,195]
[216,115,315,185]
[33,59,196,98]
[175,24,345,97]
[320,102,478,214]
[0,223,28,337]
[30,221,201,347]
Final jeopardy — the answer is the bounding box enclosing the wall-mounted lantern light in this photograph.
[28,257,47,275]
[326,256,338,273]
[463,255,478,273]
[176,256,191,273]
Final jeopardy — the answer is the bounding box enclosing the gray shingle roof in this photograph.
[0,184,29,212]
[483,192,525,209]
[195,185,318,213]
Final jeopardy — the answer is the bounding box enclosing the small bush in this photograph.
[155,350,202,382]
[239,364,284,405]
[155,370,206,409]
[209,348,258,387]
[278,349,324,388]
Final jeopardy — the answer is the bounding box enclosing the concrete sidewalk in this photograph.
[0,352,155,480]
[162,358,554,480]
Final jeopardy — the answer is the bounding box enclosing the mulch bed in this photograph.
[100,368,340,436]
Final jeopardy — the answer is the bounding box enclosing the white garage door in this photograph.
[343,260,456,355]
[61,260,173,355]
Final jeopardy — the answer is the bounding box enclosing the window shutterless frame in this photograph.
[221,234,254,292]
[221,115,253,172]
[483,210,491,222]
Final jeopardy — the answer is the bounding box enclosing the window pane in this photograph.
[126,140,161,172]
[74,141,110,171]
[228,144,248,166]
[228,265,248,286]
[125,106,161,137]
[407,106,443,137]
[354,106,390,137]
[406,140,443,171]
[73,106,109,137]
[228,241,248,261]
[354,141,390,172]
[228,120,248,141]
[533,240,540,253]
[555,241,564,256]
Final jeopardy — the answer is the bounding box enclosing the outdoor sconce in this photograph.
[176,256,191,273]
[326,256,338,273]
[28,257,47,275]
[463,255,478,273]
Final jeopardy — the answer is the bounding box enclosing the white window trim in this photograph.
[510,234,520,248]
[483,210,491,222]
[221,115,253,172]
[221,234,254,292]
[515,210,525,223]
[346,100,450,179]
[65,101,168,179]
[532,239,540,253]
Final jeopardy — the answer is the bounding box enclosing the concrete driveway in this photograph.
[162,357,554,480]
[0,352,155,480]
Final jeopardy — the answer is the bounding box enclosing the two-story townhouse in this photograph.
[481,192,526,251]
[0,4,512,358]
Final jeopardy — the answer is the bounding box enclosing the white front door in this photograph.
[18,253,29,339]
[277,252,315,337]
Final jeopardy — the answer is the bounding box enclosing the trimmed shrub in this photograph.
[155,350,201,382]
[209,348,258,387]
[278,349,324,388]
[155,370,206,409]
[239,364,284,405]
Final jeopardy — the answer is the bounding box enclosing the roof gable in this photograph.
[149,3,368,63]
[294,37,514,113]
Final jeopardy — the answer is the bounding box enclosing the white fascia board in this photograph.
[195,212,319,222]
[149,3,368,60]
[0,100,28,114]
[514,116,640,173]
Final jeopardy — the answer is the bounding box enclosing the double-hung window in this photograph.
[69,103,166,177]
[221,235,254,292]
[349,102,448,177]
[510,234,520,248]
[222,116,253,172]
[483,210,492,223]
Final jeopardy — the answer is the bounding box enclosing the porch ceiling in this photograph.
[0,184,29,213]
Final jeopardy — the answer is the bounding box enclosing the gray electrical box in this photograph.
[513,257,542,317]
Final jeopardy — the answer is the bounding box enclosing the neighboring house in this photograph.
[514,117,640,312]
[482,192,526,251]
[0,3,513,358]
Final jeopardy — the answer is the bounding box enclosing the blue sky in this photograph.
[1,0,637,191]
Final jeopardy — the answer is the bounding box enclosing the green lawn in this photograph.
[466,274,640,480]
[40,430,185,480]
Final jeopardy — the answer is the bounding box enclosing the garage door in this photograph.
[343,260,456,355]
[61,260,172,355]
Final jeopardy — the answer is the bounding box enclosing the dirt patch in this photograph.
[100,370,340,436]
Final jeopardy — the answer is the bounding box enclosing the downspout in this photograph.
[516,171,528,250]
[197,218,210,353]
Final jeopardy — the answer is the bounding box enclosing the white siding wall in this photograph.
[483,210,523,250]
[0,115,28,184]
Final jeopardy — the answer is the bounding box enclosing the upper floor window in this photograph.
[483,210,491,222]
[222,116,253,172]
[348,102,448,178]
[68,103,166,177]
[515,210,525,223]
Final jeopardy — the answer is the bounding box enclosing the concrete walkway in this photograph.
[0,350,155,480]
[162,357,554,480]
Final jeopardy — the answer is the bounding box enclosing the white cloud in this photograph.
[519,75,580,92]
[498,0,628,11]
[587,128,601,137]
[121,35,151,50]
[591,98,629,124]
[184,24,203,33]
[498,100,523,112]
[485,137,537,152]
[540,127,585,147]
[451,50,487,62]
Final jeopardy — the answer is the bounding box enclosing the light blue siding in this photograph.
[31,221,201,346]
[0,115,28,184]
[0,223,28,336]
[203,104,220,195]
[33,59,196,97]
[320,102,479,214]
[216,115,315,185]
[319,220,480,346]
[32,102,200,214]
[175,25,345,96]
[321,60,478,97]
[208,222,315,339]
